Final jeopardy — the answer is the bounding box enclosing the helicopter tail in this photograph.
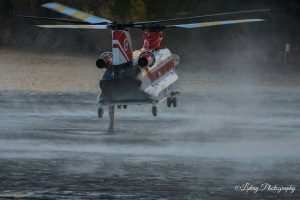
[112,30,133,65]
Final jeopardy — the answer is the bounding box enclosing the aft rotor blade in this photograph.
[37,24,108,30]
[42,2,112,24]
[171,19,264,29]
[133,9,270,26]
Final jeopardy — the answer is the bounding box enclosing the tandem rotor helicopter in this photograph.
[20,2,269,131]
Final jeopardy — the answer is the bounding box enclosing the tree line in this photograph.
[0,0,299,65]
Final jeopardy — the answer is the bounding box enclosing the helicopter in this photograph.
[20,2,269,131]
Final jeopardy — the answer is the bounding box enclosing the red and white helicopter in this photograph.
[21,2,269,131]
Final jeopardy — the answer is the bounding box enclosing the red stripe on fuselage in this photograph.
[113,43,129,62]
[146,58,174,82]
[112,31,132,62]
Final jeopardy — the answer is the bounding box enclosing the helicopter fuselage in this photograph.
[97,30,180,108]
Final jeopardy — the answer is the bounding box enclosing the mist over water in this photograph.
[0,48,299,158]
[0,48,300,199]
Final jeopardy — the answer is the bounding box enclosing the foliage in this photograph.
[0,0,299,64]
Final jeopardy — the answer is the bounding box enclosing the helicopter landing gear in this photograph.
[167,92,179,108]
[152,105,158,117]
[172,97,177,107]
[167,97,172,107]
[167,97,177,107]
[117,105,127,109]
[98,107,104,118]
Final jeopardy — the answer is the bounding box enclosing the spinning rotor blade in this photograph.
[21,2,269,31]
[17,15,86,24]
[37,24,108,29]
[42,2,112,24]
[133,9,270,26]
[171,19,264,29]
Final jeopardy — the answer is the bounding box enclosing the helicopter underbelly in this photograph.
[98,70,179,105]
[99,79,151,104]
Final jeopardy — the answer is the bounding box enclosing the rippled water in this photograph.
[0,84,299,199]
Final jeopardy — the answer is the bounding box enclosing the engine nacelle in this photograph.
[138,51,155,68]
[96,52,113,69]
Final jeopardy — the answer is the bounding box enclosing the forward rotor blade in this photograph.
[17,15,87,24]
[37,24,108,30]
[42,2,112,24]
[171,19,264,29]
[133,9,270,26]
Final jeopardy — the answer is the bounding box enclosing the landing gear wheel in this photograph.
[98,107,104,118]
[172,97,177,107]
[123,105,127,109]
[167,97,172,107]
[152,106,157,117]
[117,105,122,109]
